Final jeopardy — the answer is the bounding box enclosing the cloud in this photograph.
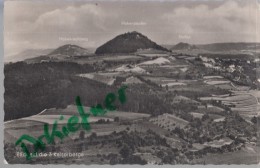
[4,2,115,56]
[4,34,45,57]
[34,4,109,32]
[161,1,258,39]
[5,3,110,33]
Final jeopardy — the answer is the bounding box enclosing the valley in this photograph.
[4,31,260,164]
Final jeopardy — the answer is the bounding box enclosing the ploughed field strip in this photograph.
[200,93,258,115]
[4,105,151,144]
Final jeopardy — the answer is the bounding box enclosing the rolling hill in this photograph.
[24,44,91,63]
[49,44,90,56]
[171,42,198,50]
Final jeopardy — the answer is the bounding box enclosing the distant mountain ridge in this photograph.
[171,42,198,50]
[95,31,169,54]
[197,42,260,51]
[49,44,90,56]
[5,49,53,63]
[166,42,260,52]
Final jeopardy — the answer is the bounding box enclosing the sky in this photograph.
[4,0,260,57]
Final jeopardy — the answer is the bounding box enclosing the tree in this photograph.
[202,114,210,121]
[114,117,120,122]
[120,155,147,164]
[110,157,120,165]
[156,151,165,158]
[120,145,131,158]
[79,131,85,140]
[251,116,257,124]
[90,132,97,140]
[162,155,173,164]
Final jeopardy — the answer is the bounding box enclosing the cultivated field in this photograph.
[77,73,116,85]
[200,92,258,119]
[191,145,259,164]
[149,113,189,130]
[72,55,145,64]
[4,105,151,144]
